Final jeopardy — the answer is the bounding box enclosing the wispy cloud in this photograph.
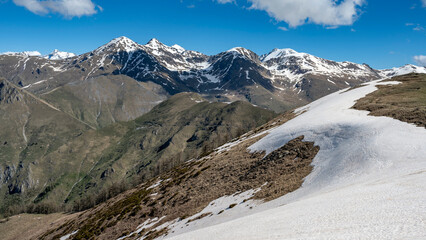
[406,23,425,32]
[278,26,288,31]
[414,55,426,66]
[413,26,424,31]
[216,0,235,4]
[422,0,426,7]
[247,0,365,28]
[13,0,99,18]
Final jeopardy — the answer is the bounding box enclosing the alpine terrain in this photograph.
[0,36,425,240]
[25,73,426,240]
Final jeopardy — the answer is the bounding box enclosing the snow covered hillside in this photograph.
[164,79,426,240]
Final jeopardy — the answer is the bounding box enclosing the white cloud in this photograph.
[414,55,426,67]
[422,0,426,7]
[13,0,99,18]
[278,26,288,31]
[247,0,365,27]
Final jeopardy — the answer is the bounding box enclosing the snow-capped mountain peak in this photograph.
[95,36,141,54]
[260,48,301,62]
[225,47,259,62]
[145,38,165,49]
[227,47,251,55]
[379,64,426,78]
[44,49,76,60]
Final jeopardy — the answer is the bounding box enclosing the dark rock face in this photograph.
[0,80,23,104]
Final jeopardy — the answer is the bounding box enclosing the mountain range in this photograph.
[1,36,425,128]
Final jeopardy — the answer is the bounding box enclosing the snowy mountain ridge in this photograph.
[2,37,422,85]
[1,51,42,57]
[87,37,424,92]
[380,64,426,77]
[1,36,424,113]
[1,50,75,60]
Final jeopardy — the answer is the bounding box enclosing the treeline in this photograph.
[1,141,221,218]
[71,181,129,212]
[1,181,130,218]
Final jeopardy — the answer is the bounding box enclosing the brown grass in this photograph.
[353,73,426,128]
[0,213,77,240]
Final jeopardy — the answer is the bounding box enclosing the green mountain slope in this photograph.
[65,92,276,207]
[0,78,92,214]
[0,84,276,216]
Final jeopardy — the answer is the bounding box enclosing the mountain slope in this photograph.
[38,73,426,240]
[65,93,276,206]
[0,78,92,213]
[0,90,276,216]
[0,49,169,128]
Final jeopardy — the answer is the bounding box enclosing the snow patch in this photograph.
[60,230,78,240]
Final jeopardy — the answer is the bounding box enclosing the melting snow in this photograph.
[156,188,265,240]
[60,230,78,240]
[22,79,47,89]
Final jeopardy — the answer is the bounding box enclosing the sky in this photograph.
[0,0,425,69]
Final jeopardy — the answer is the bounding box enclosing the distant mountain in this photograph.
[1,51,42,57]
[0,50,76,60]
[379,64,426,77]
[44,49,76,60]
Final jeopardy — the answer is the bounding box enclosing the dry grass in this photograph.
[353,73,426,128]
[0,213,77,240]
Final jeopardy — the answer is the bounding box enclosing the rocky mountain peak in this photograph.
[95,36,141,54]
[145,38,165,49]
[261,48,303,62]
[224,47,259,63]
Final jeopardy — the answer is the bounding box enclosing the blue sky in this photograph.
[0,0,425,69]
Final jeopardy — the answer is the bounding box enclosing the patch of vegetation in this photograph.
[353,73,426,128]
